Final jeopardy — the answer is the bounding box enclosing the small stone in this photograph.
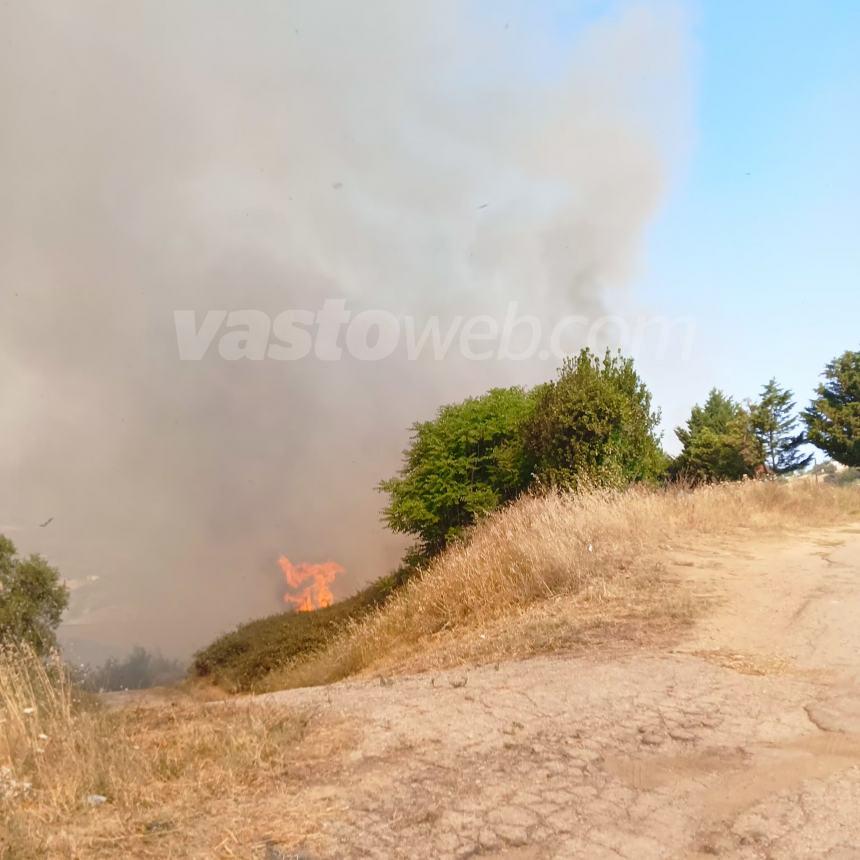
[669,728,696,742]
[496,825,528,846]
[479,829,500,850]
[488,805,538,828]
[577,749,601,762]
[0,767,32,800]
[436,832,460,852]
[641,732,664,746]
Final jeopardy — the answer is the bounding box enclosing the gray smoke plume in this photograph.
[0,1,690,658]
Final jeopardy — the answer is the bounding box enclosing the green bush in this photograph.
[378,387,539,555]
[522,348,666,488]
[379,350,666,557]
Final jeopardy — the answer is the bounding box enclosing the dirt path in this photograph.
[259,524,860,859]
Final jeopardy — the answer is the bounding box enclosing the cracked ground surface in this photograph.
[258,525,860,859]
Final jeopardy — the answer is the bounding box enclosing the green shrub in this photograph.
[378,387,539,556]
[522,348,666,488]
[379,350,666,559]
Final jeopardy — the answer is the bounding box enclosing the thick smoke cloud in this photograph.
[0,1,689,658]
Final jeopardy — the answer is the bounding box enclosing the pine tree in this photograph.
[751,379,813,474]
[671,389,762,483]
[803,350,860,467]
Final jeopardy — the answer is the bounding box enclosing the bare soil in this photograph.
[255,523,860,859]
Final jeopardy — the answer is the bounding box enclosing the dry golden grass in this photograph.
[266,479,860,689]
[0,644,344,859]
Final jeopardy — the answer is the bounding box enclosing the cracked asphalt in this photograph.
[260,525,860,859]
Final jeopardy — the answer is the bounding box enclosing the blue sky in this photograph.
[640,1,859,442]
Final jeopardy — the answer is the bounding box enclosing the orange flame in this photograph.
[278,556,344,612]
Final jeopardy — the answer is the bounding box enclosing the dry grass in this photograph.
[4,481,858,854]
[0,644,344,859]
[265,479,860,689]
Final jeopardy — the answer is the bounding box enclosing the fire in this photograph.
[278,555,344,612]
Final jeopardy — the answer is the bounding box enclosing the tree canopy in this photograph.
[0,535,68,654]
[751,379,812,474]
[671,389,762,483]
[804,350,860,467]
[379,349,665,557]
[522,349,665,488]
[378,386,538,555]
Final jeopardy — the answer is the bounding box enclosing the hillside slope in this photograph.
[239,479,859,691]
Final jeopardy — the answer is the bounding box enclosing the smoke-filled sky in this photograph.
[2,1,857,660]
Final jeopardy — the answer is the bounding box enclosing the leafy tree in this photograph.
[379,387,538,555]
[751,379,813,474]
[380,350,665,555]
[671,389,762,482]
[522,348,665,488]
[0,536,69,654]
[803,350,860,466]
